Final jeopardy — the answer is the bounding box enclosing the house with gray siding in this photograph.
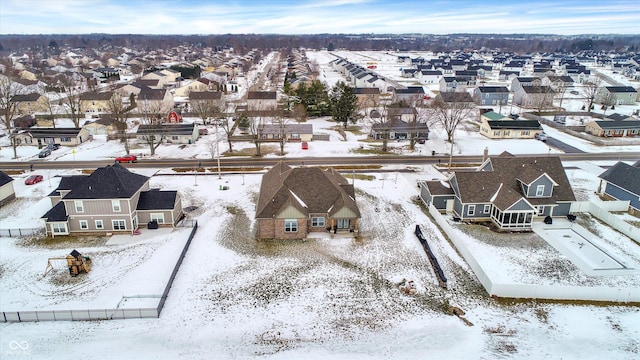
[419,153,576,231]
[41,163,182,237]
[473,86,509,106]
[598,161,640,211]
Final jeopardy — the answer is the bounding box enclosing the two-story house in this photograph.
[419,153,576,231]
[247,91,278,112]
[597,86,638,105]
[79,91,117,115]
[42,163,183,237]
[13,93,48,115]
[473,86,510,106]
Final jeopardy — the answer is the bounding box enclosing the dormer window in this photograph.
[536,185,545,196]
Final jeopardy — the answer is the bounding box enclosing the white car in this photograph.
[535,133,548,142]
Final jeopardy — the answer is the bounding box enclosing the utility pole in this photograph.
[215,121,221,179]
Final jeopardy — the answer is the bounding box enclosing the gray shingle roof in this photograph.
[486,120,542,130]
[256,162,360,219]
[599,162,640,196]
[41,202,68,222]
[61,163,149,200]
[137,190,178,210]
[0,171,14,186]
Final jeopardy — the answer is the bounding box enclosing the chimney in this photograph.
[482,147,489,162]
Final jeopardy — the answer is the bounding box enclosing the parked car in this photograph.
[25,174,43,185]
[417,137,426,144]
[115,154,137,163]
[45,143,61,151]
[38,148,51,158]
[535,133,548,142]
[301,141,309,150]
[570,90,579,95]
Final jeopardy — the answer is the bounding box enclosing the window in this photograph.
[521,130,530,136]
[538,206,545,215]
[284,219,298,233]
[493,130,500,136]
[95,220,104,230]
[483,205,491,214]
[150,213,165,224]
[79,220,88,230]
[311,217,325,227]
[74,201,84,213]
[112,220,126,230]
[112,200,121,212]
[172,135,179,141]
[468,205,475,216]
[536,185,545,196]
[52,223,67,234]
[60,137,71,142]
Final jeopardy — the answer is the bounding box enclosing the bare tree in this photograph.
[248,116,265,156]
[600,93,615,116]
[0,75,22,158]
[218,103,237,153]
[191,94,223,125]
[137,99,166,155]
[429,94,476,143]
[272,113,289,156]
[583,77,603,112]
[60,74,84,127]
[106,95,131,153]
[365,102,392,153]
[531,86,556,114]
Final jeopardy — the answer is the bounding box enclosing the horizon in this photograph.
[1,0,639,36]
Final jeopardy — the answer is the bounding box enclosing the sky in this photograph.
[1,0,639,35]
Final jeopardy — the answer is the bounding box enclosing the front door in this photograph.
[337,219,350,229]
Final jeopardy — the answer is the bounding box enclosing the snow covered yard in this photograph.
[1,171,640,359]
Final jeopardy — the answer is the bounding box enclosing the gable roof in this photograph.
[189,91,222,100]
[256,162,360,219]
[61,163,149,200]
[247,91,277,100]
[27,128,83,138]
[0,171,14,186]
[604,86,637,93]
[137,123,195,136]
[453,154,575,207]
[137,190,178,210]
[486,120,542,130]
[12,93,42,102]
[599,162,640,196]
[477,86,509,93]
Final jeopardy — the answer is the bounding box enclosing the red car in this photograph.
[301,141,309,150]
[115,155,137,163]
[25,174,43,185]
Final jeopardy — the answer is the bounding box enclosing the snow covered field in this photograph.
[2,166,640,359]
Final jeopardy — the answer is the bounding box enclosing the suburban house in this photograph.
[174,78,217,97]
[510,77,542,92]
[247,91,278,111]
[137,88,175,117]
[370,118,429,141]
[257,123,313,142]
[542,75,575,91]
[22,128,91,147]
[473,86,510,106]
[418,70,443,84]
[136,123,199,144]
[82,115,120,136]
[354,87,380,108]
[597,86,639,105]
[0,171,16,207]
[188,91,225,115]
[41,163,183,236]
[598,161,640,212]
[513,86,555,108]
[255,161,360,240]
[393,86,425,105]
[435,91,474,106]
[79,91,117,115]
[439,77,475,93]
[13,93,48,115]
[419,153,576,231]
[479,111,543,139]
[584,118,640,137]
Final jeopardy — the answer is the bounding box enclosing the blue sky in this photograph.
[1,0,639,35]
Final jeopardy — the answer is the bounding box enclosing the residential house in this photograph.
[479,111,542,139]
[419,153,576,231]
[79,91,117,115]
[0,171,16,207]
[188,91,224,115]
[418,70,443,85]
[174,78,217,97]
[370,118,429,141]
[136,123,199,144]
[513,86,555,108]
[584,118,640,137]
[13,93,48,115]
[354,87,380,108]
[82,115,120,136]
[141,71,170,88]
[598,161,640,211]
[257,123,313,142]
[542,75,574,91]
[435,92,474,106]
[41,163,183,236]
[597,86,638,105]
[26,128,91,147]
[510,77,542,92]
[137,88,175,117]
[439,77,475,93]
[393,86,425,105]
[247,91,278,112]
[473,86,509,106]
[255,161,360,240]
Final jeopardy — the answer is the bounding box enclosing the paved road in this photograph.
[2,152,639,171]
[545,137,585,153]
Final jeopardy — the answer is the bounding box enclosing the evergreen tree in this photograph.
[330,82,359,128]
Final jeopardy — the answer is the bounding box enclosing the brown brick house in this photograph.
[255,162,360,240]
